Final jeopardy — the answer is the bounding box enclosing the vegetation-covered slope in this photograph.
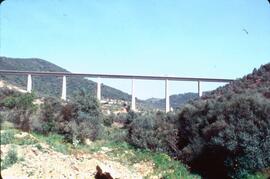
[177,63,270,178]
[145,92,198,109]
[204,63,270,99]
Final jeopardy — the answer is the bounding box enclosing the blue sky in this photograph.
[1,0,270,99]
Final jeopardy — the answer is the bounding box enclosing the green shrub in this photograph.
[0,130,15,144]
[34,143,43,151]
[6,108,33,131]
[0,88,18,107]
[126,111,179,155]
[31,90,103,144]
[16,135,38,145]
[0,92,36,131]
[103,114,115,127]
[246,172,269,179]
[102,127,128,143]
[69,90,103,142]
[113,113,129,124]
[1,147,19,170]
[177,91,270,179]
[124,110,138,127]
[1,92,36,110]
[33,133,71,154]
[34,97,62,134]
[0,87,15,96]
[152,153,199,179]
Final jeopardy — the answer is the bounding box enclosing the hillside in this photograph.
[0,57,131,100]
[204,63,270,99]
[144,93,198,110]
[176,63,270,178]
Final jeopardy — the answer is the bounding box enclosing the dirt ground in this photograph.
[1,133,154,179]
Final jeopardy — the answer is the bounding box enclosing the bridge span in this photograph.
[0,70,234,112]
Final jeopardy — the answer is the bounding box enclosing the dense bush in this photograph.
[30,97,63,134]
[1,93,36,110]
[103,113,115,127]
[0,130,15,145]
[126,111,179,155]
[0,90,36,131]
[0,88,103,145]
[113,113,129,124]
[1,147,19,170]
[68,90,103,142]
[31,90,103,144]
[177,91,270,179]
[0,88,18,102]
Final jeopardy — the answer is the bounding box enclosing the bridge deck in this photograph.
[0,70,234,82]
[0,69,234,112]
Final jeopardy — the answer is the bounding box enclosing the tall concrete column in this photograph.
[131,79,136,111]
[27,74,32,93]
[97,77,101,101]
[198,81,202,97]
[61,75,67,100]
[165,79,170,113]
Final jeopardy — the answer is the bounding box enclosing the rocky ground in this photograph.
[1,132,154,179]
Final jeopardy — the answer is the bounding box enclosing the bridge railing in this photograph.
[0,70,234,112]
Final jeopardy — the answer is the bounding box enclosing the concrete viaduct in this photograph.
[0,70,234,112]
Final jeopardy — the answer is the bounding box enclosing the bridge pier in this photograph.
[27,74,32,93]
[97,77,101,101]
[61,75,67,100]
[198,81,202,97]
[165,79,170,113]
[131,79,136,111]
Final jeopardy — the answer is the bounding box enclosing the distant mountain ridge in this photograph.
[144,93,198,109]
[0,57,131,100]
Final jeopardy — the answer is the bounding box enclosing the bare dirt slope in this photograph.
[0,80,27,93]
[1,132,154,179]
